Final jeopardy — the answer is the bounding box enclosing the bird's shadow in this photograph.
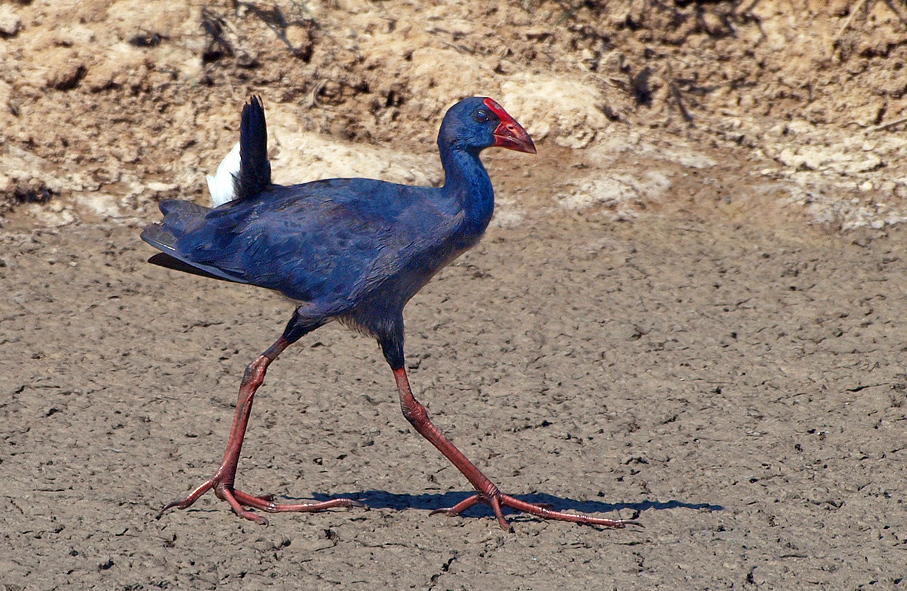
[296,490,722,520]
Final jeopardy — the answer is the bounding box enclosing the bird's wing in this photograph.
[169,180,454,309]
[142,199,250,283]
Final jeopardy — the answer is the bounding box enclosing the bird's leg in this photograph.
[392,367,631,531]
[159,333,360,525]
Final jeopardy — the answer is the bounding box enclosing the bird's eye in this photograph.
[475,110,490,123]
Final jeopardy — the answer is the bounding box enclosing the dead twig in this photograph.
[875,116,907,131]
[234,1,316,61]
[670,81,694,124]
[201,7,234,62]
[665,63,693,125]
[834,0,870,43]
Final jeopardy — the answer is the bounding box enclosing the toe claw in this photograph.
[251,514,269,526]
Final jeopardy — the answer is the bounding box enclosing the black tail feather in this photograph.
[235,95,272,201]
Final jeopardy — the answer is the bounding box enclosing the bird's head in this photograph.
[439,97,537,155]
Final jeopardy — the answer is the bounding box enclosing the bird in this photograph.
[141,95,631,530]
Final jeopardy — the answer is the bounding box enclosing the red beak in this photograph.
[483,98,537,154]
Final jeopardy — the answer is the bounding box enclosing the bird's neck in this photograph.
[440,146,494,232]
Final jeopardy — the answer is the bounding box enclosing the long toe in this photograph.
[234,492,364,513]
[500,494,632,528]
[158,472,362,524]
[430,491,632,530]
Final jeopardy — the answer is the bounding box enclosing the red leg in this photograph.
[393,368,633,531]
[159,336,361,525]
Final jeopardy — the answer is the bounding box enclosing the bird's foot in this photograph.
[158,474,362,525]
[430,491,638,532]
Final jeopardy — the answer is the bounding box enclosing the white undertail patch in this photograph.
[207,142,241,207]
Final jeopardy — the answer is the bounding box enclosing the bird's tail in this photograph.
[140,96,271,283]
[236,96,272,200]
[207,96,273,206]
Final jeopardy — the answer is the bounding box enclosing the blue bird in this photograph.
[142,96,630,530]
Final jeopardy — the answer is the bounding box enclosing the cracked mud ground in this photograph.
[3,197,906,589]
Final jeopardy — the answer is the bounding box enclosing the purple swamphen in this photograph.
[142,96,630,530]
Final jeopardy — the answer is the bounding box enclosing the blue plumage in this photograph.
[142,97,628,530]
[143,97,517,344]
